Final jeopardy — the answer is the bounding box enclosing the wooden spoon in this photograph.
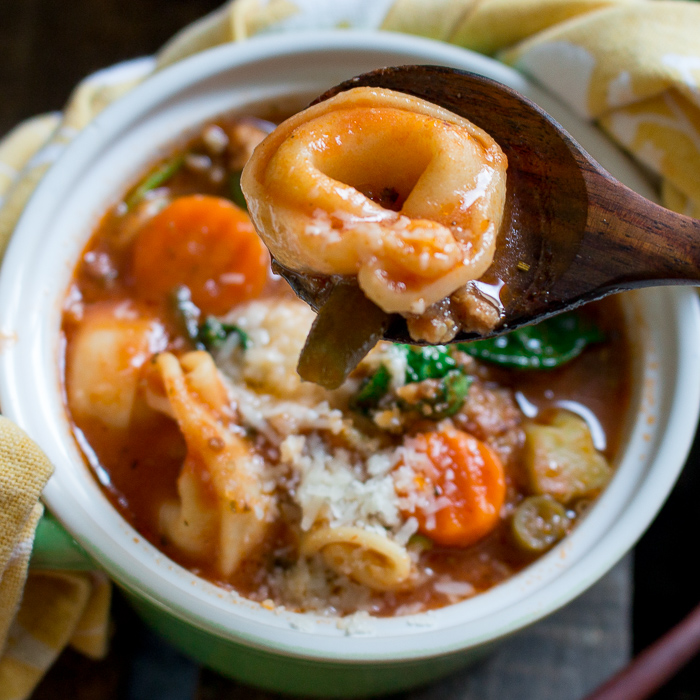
[285,65,700,387]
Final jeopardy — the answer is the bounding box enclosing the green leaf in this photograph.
[197,316,250,351]
[124,155,184,210]
[351,344,473,419]
[170,292,251,353]
[351,364,391,411]
[436,370,472,418]
[458,312,605,370]
[402,345,457,382]
[408,370,473,420]
[229,170,247,210]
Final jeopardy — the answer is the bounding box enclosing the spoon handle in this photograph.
[581,164,700,291]
[582,599,700,700]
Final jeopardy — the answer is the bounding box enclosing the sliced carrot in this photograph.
[399,429,506,547]
[131,195,269,315]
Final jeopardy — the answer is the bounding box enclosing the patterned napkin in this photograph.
[1,0,698,697]
[0,416,111,699]
[157,0,700,215]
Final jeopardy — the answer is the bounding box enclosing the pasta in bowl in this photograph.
[62,111,630,615]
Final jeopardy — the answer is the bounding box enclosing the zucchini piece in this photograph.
[512,495,570,553]
[524,410,612,503]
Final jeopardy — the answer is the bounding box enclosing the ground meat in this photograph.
[450,286,502,335]
[459,382,521,438]
[406,285,502,343]
[454,381,525,471]
[406,299,459,343]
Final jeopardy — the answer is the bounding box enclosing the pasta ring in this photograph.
[300,525,412,591]
[242,87,507,315]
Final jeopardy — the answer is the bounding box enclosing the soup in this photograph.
[61,114,630,616]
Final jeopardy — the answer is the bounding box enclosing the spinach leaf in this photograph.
[436,370,472,418]
[171,287,249,352]
[458,312,605,370]
[351,365,391,411]
[408,370,473,420]
[351,345,472,418]
[125,154,184,210]
[197,316,250,351]
[403,345,457,382]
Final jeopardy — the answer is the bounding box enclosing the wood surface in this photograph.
[2,2,700,699]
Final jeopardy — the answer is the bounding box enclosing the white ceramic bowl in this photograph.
[1,31,700,697]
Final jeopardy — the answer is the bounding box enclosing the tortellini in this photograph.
[154,351,271,577]
[66,302,166,429]
[242,87,507,329]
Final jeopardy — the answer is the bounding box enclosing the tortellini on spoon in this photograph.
[241,87,508,385]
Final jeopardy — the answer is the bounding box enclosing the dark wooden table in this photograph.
[3,2,700,698]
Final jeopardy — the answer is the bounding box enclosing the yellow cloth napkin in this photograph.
[0,0,698,696]
[0,414,110,698]
[157,0,700,215]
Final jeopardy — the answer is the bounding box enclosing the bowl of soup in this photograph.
[1,31,699,697]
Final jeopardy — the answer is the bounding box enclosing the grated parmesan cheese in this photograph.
[217,298,326,403]
[199,296,489,615]
[284,434,403,535]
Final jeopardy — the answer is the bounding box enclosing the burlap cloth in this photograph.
[1,0,699,697]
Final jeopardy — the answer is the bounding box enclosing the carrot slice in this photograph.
[131,195,269,315]
[400,429,506,547]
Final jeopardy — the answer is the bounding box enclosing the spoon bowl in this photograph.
[282,65,700,348]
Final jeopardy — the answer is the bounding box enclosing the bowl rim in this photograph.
[1,29,700,663]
